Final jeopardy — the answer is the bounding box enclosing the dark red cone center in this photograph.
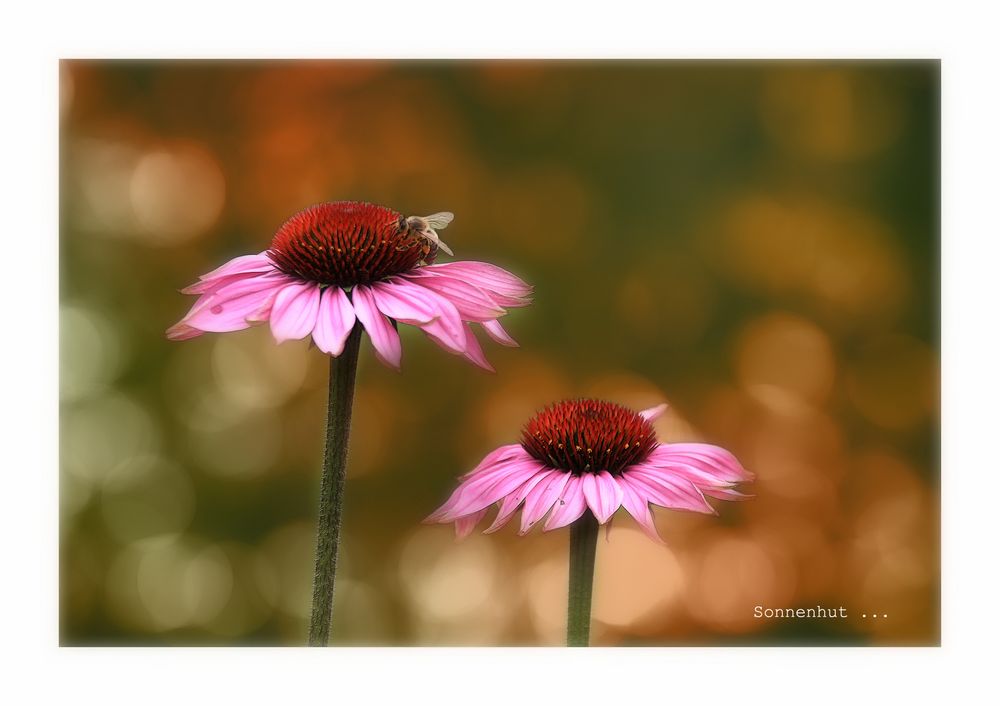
[520,399,658,475]
[267,201,435,287]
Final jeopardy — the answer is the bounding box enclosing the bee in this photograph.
[397,211,455,260]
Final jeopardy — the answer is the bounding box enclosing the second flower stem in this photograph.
[308,323,362,646]
[567,509,599,646]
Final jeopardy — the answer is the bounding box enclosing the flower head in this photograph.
[167,201,531,370]
[425,399,753,542]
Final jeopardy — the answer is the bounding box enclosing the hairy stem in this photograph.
[308,323,362,646]
[567,510,599,646]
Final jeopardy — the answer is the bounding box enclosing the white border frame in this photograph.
[5,0,997,702]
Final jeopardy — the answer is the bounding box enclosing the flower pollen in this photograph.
[267,201,435,287]
[520,399,658,475]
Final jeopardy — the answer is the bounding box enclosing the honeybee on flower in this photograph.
[399,211,455,261]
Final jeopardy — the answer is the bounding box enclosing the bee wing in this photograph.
[421,228,455,256]
[434,237,454,256]
[422,212,454,230]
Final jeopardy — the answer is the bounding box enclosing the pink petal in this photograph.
[246,293,278,323]
[581,471,624,524]
[430,459,547,523]
[196,252,274,282]
[480,291,531,309]
[181,254,278,296]
[457,324,494,372]
[622,469,716,515]
[420,261,533,299]
[458,444,531,481]
[480,319,519,347]
[165,322,204,341]
[647,444,752,483]
[455,508,490,539]
[410,295,466,353]
[176,272,291,333]
[374,279,468,354]
[519,471,571,534]
[702,487,754,501]
[312,286,357,356]
[484,469,554,534]
[269,282,322,343]
[181,271,290,319]
[639,403,668,422]
[352,285,402,370]
[181,270,265,296]
[618,475,664,543]
[398,271,507,321]
[543,476,588,531]
[421,320,495,371]
[369,280,440,325]
[639,457,737,490]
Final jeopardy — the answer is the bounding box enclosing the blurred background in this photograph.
[60,61,939,646]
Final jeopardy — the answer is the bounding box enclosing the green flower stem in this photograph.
[567,510,600,646]
[308,323,362,646]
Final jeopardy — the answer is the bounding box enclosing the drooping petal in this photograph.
[480,319,519,347]
[181,271,291,320]
[622,469,716,515]
[420,261,533,300]
[352,285,402,370]
[195,252,275,282]
[484,469,554,534]
[459,444,531,481]
[420,319,495,370]
[368,280,440,325]
[479,291,531,310]
[404,287,467,354]
[518,471,571,534]
[312,286,357,356]
[164,322,204,341]
[398,271,507,322]
[438,459,545,522]
[639,403,668,422]
[180,254,278,296]
[439,459,548,520]
[429,458,548,523]
[701,487,755,501]
[455,508,490,539]
[581,471,624,524]
[373,278,471,356]
[246,292,278,324]
[172,272,292,335]
[268,281,322,343]
[618,475,664,543]
[647,443,752,483]
[638,456,738,490]
[180,271,262,296]
[542,476,588,531]
[456,324,494,372]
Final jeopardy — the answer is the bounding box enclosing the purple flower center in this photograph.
[267,201,437,287]
[520,399,658,475]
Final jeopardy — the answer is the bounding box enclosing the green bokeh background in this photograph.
[60,61,939,646]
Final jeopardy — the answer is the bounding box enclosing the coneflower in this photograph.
[425,399,752,646]
[168,201,531,645]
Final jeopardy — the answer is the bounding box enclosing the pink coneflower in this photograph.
[167,201,531,646]
[167,201,531,371]
[426,398,752,541]
[425,398,752,646]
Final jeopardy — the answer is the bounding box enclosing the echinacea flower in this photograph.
[167,201,531,646]
[167,201,531,371]
[426,397,751,646]
[425,398,753,543]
